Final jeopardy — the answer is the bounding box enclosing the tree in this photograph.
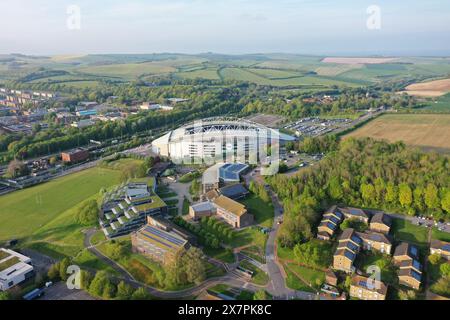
[425,183,440,210]
[6,159,29,178]
[253,290,268,300]
[116,281,135,300]
[47,262,61,280]
[385,182,398,204]
[131,287,151,300]
[182,247,207,285]
[360,183,376,206]
[75,199,99,226]
[0,291,10,300]
[428,254,442,265]
[340,219,368,232]
[102,281,117,299]
[59,258,71,281]
[80,270,94,290]
[328,176,343,200]
[440,263,450,277]
[398,289,417,300]
[89,271,109,297]
[399,183,413,209]
[441,190,450,215]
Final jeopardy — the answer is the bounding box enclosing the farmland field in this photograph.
[344,114,450,153]
[0,167,121,242]
[321,57,397,64]
[402,78,450,97]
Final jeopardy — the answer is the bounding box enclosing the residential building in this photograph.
[0,249,34,291]
[339,207,370,224]
[356,231,393,254]
[325,270,338,287]
[430,240,450,260]
[61,148,89,163]
[393,242,422,290]
[317,206,344,241]
[369,212,392,234]
[189,201,216,220]
[349,275,388,300]
[333,228,361,273]
[131,224,189,264]
[393,242,420,266]
[213,195,253,228]
[398,268,422,290]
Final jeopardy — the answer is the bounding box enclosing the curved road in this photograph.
[83,177,317,300]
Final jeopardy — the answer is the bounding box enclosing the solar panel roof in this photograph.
[411,270,421,281]
[412,260,422,270]
[344,250,355,260]
[410,246,418,256]
[442,244,450,251]
[142,225,185,247]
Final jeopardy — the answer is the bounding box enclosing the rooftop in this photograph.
[213,195,247,217]
[136,225,187,253]
[351,275,388,295]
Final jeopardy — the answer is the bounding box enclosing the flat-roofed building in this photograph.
[430,240,450,261]
[0,249,34,291]
[349,275,387,300]
[213,195,253,228]
[61,148,89,163]
[131,224,189,264]
[189,201,216,220]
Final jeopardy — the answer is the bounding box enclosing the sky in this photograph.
[1,0,450,56]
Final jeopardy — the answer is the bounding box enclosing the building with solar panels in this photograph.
[430,239,450,260]
[131,224,189,264]
[202,162,250,193]
[349,275,387,300]
[151,117,295,164]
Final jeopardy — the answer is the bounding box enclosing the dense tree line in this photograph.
[240,88,416,119]
[268,138,450,248]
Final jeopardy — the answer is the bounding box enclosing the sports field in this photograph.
[0,167,121,242]
[344,114,450,153]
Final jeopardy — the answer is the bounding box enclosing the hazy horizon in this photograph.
[1,0,450,56]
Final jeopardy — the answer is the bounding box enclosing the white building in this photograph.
[151,117,295,164]
[0,248,34,291]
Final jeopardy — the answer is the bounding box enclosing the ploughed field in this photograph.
[344,114,450,154]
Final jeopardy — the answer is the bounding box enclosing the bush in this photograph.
[116,281,135,300]
[75,199,99,226]
[131,287,151,300]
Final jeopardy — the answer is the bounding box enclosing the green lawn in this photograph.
[391,218,429,247]
[203,247,235,264]
[286,263,324,290]
[0,167,121,242]
[72,249,118,275]
[241,195,274,228]
[284,266,316,292]
[432,228,450,242]
[231,226,267,250]
[239,260,269,286]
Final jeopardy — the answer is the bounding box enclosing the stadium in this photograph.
[151,117,295,164]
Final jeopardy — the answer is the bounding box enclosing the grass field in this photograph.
[239,260,269,286]
[241,195,274,228]
[344,114,450,153]
[391,218,429,248]
[0,167,121,242]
